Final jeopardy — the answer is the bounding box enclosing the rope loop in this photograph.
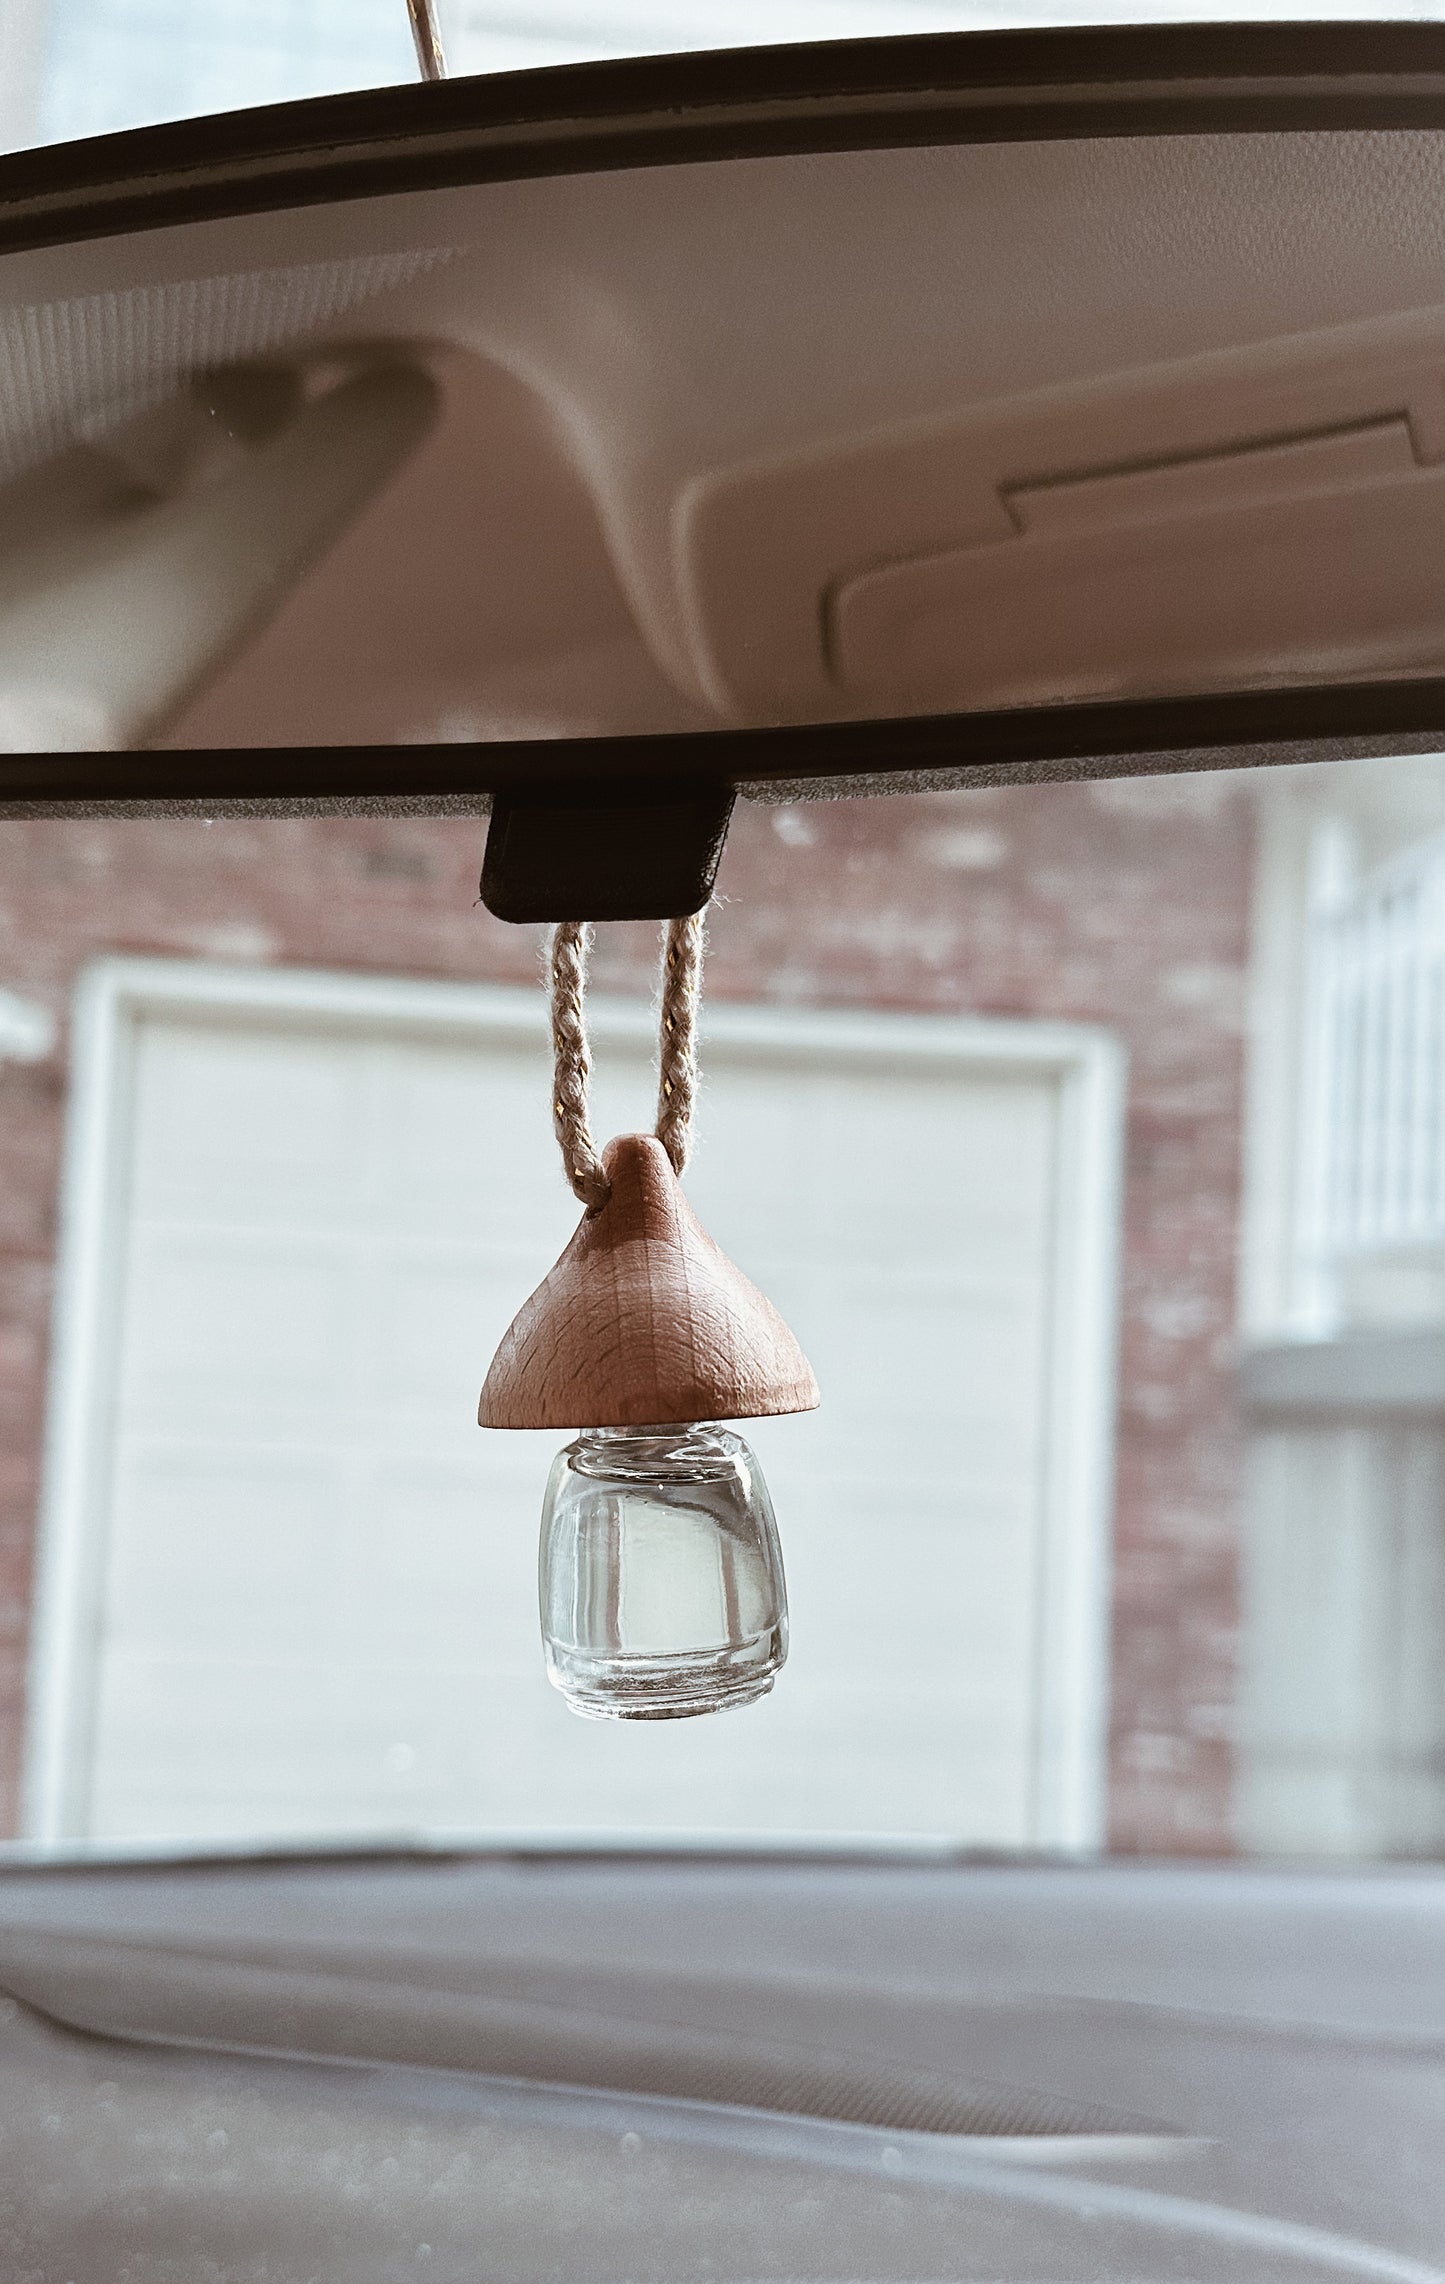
[547,914,707,1210]
[549,921,611,1211]
[656,912,705,1178]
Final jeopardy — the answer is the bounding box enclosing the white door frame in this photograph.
[23,955,1126,1850]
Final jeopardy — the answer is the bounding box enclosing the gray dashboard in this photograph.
[0,1852,1440,2282]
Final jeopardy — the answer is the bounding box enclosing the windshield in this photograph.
[3,755,1445,1863]
[3,47,1445,1870]
[3,0,1442,146]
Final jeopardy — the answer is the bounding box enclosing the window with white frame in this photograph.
[1293,819,1445,1334]
[1238,754,1445,1858]
[1243,753,1445,1343]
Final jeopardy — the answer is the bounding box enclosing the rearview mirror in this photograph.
[5,24,1445,915]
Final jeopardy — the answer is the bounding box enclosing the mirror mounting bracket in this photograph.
[479,782,735,922]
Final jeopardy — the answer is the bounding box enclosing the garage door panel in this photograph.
[454,1675,1038,1841]
[91,1660,508,1841]
[781,1565,1038,1699]
[93,1662,1039,1843]
[120,1233,360,1408]
[102,1454,351,1657]
[101,1450,536,1690]
[685,1069,1056,1270]
[132,1026,369,1213]
[359,1255,526,1418]
[39,973,1117,1850]
[347,1462,533,1652]
[385,1045,527,1183]
[795,1290,1048,1430]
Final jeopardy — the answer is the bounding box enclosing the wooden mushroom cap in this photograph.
[479,1132,820,1430]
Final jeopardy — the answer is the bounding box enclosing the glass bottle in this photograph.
[538,1424,788,1720]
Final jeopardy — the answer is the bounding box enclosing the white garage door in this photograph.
[27,960,1122,1851]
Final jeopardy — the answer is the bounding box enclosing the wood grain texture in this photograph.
[478,1132,820,1430]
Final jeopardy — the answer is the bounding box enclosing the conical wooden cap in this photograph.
[479,1133,820,1431]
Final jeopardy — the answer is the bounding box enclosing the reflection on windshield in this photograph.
[1,759,1443,1863]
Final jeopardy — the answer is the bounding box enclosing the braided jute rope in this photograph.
[655,911,705,1179]
[549,921,610,1211]
[548,915,706,1210]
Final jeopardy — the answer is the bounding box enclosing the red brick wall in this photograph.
[0,778,1254,1846]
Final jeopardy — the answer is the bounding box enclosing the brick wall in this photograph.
[0,775,1254,1846]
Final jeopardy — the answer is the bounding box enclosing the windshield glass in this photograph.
[4,755,1445,1863]
[1,0,1440,147]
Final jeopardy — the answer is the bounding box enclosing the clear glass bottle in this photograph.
[538,1424,788,1720]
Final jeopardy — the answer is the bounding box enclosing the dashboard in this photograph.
[0,1852,1438,2281]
